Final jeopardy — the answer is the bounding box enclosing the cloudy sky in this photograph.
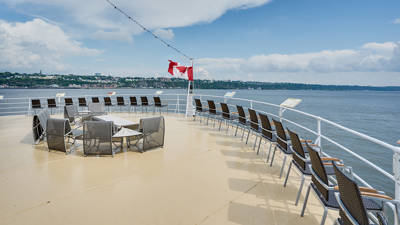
[0,0,399,85]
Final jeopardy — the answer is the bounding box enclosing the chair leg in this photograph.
[320,207,328,225]
[301,184,311,217]
[256,137,262,154]
[219,120,222,131]
[295,175,305,205]
[246,129,251,144]
[235,124,239,136]
[266,143,273,163]
[279,155,287,178]
[283,161,292,187]
[270,146,277,167]
[241,127,245,140]
[226,122,229,134]
[253,135,258,150]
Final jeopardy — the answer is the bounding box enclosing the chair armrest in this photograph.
[360,192,393,200]
[323,162,344,166]
[301,139,312,143]
[358,187,379,193]
[321,157,341,162]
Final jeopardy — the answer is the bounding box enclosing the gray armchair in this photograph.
[139,116,165,151]
[32,109,50,144]
[83,121,121,156]
[46,118,82,153]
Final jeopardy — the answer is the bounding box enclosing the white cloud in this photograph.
[195,41,400,80]
[0,19,102,72]
[393,18,400,24]
[3,0,273,42]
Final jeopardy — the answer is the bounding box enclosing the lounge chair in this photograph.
[257,113,276,156]
[301,144,344,225]
[47,98,57,114]
[83,121,115,156]
[333,163,395,225]
[206,100,220,127]
[88,102,106,116]
[234,105,249,139]
[31,99,42,114]
[64,98,73,106]
[153,96,168,114]
[246,108,261,149]
[104,97,113,112]
[46,118,82,153]
[194,98,207,122]
[129,96,138,112]
[140,96,151,113]
[117,96,125,112]
[270,119,292,178]
[92,97,100,103]
[78,98,87,109]
[219,103,236,133]
[139,116,165,152]
[284,129,337,206]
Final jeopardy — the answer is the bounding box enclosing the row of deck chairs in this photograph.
[33,107,165,156]
[31,96,168,114]
[194,98,399,225]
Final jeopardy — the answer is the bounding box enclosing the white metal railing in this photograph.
[0,92,400,201]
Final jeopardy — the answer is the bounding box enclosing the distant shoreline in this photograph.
[1,72,400,91]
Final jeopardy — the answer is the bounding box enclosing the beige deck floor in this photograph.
[0,113,337,225]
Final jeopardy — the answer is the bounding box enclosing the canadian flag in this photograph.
[167,60,193,81]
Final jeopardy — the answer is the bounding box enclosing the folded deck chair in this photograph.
[32,109,50,144]
[139,116,165,152]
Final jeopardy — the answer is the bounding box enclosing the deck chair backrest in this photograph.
[248,108,259,130]
[64,98,73,106]
[307,144,329,201]
[207,100,216,114]
[89,102,105,115]
[236,105,246,125]
[141,96,149,106]
[194,99,202,112]
[46,118,67,152]
[334,163,369,225]
[117,97,125,106]
[104,97,112,106]
[37,109,50,131]
[92,97,100,103]
[220,103,230,119]
[47,99,56,108]
[65,105,79,121]
[78,98,87,107]
[139,116,165,150]
[32,99,41,108]
[130,97,137,106]
[259,113,273,139]
[83,121,113,155]
[154,97,161,107]
[272,119,288,151]
[288,129,307,170]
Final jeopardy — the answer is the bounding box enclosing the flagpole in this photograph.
[185,60,195,118]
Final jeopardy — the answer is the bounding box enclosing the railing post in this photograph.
[250,100,253,109]
[316,117,322,152]
[393,152,400,200]
[28,97,31,116]
[176,94,180,114]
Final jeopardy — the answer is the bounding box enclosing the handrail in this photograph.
[1,92,399,199]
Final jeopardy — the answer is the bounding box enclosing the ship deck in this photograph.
[0,113,336,225]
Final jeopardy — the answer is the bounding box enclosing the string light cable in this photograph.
[105,0,194,61]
